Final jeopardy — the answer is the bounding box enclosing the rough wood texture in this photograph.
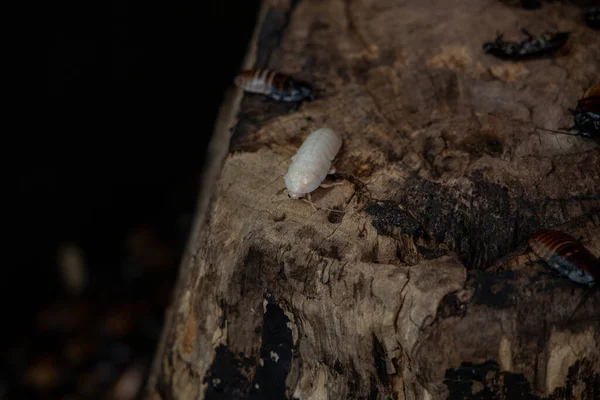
[148,0,600,399]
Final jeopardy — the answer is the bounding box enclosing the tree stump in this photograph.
[148,0,600,399]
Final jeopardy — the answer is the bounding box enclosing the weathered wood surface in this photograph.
[148,0,600,399]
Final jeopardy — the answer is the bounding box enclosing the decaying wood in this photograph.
[148,0,600,399]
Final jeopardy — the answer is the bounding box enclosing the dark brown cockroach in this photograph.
[234,69,315,102]
[535,83,600,139]
[585,7,599,30]
[482,28,570,60]
[528,230,599,286]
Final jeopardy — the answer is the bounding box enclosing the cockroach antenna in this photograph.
[534,126,581,136]
[533,126,600,147]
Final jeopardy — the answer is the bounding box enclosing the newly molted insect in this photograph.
[528,230,599,286]
[536,83,600,138]
[482,28,570,60]
[585,7,599,30]
[234,69,315,102]
[284,128,342,200]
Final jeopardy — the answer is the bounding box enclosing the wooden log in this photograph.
[148,0,600,399]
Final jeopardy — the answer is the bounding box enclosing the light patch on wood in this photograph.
[422,387,432,400]
[320,262,331,284]
[292,364,330,400]
[489,63,530,82]
[545,328,596,395]
[498,335,513,372]
[172,364,198,400]
[425,45,481,74]
[384,337,401,374]
[286,317,299,346]
[392,375,405,400]
[178,289,191,316]
[178,310,198,359]
[306,367,328,400]
[210,317,227,348]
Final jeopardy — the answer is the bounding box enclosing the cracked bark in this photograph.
[148,0,600,399]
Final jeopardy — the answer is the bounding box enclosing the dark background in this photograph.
[7,0,261,398]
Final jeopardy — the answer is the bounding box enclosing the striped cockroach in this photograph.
[284,128,342,201]
[234,69,315,102]
[482,28,570,60]
[528,230,599,286]
[535,83,600,139]
[528,230,600,322]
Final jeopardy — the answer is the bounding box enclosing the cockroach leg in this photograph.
[319,182,345,189]
[308,193,317,211]
[302,193,318,212]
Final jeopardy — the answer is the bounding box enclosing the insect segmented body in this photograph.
[528,230,599,286]
[571,83,600,137]
[284,128,342,200]
[585,7,600,30]
[482,28,570,60]
[234,69,315,102]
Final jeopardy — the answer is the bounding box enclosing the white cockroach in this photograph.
[284,128,343,200]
